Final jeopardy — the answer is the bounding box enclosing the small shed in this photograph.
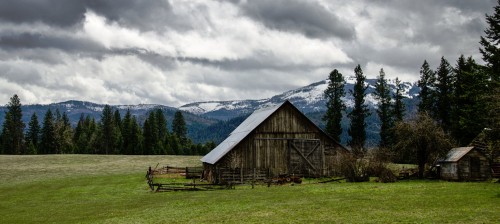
[201,100,348,183]
[439,147,490,181]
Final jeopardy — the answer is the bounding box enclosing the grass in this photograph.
[0,155,499,223]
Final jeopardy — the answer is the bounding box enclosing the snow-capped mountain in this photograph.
[179,77,420,120]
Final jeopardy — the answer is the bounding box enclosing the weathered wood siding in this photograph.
[214,103,344,178]
[441,149,490,181]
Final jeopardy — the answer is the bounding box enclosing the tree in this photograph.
[479,0,500,83]
[374,68,393,148]
[393,113,454,178]
[142,112,159,155]
[172,110,188,146]
[99,105,120,154]
[348,65,370,154]
[480,0,500,145]
[2,94,25,154]
[1,112,13,154]
[392,77,406,122]
[323,69,346,142]
[54,112,73,154]
[450,56,489,145]
[417,60,436,114]
[435,56,454,131]
[40,109,56,154]
[26,113,41,154]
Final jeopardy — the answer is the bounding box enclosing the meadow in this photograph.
[0,155,498,223]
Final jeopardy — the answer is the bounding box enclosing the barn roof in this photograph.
[441,147,475,162]
[201,101,283,164]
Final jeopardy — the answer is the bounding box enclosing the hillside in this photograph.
[0,78,420,146]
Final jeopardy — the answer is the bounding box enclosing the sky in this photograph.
[0,0,496,107]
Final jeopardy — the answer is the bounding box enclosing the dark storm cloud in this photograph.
[0,32,103,53]
[237,0,355,40]
[0,0,87,27]
[87,0,194,32]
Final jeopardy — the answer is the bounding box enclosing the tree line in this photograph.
[0,98,215,155]
[324,0,500,178]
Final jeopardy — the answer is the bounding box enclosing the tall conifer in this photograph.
[323,69,346,142]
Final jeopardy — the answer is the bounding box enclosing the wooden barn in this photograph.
[439,147,490,181]
[201,100,348,184]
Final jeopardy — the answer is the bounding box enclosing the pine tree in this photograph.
[417,60,436,114]
[55,112,73,154]
[393,77,406,122]
[480,0,500,143]
[348,65,370,154]
[142,118,154,155]
[40,109,56,154]
[451,56,489,145]
[99,105,118,154]
[323,69,346,142]
[25,113,41,154]
[172,110,188,146]
[3,94,25,154]
[113,109,123,154]
[155,109,168,143]
[1,112,13,154]
[374,68,393,148]
[130,115,143,155]
[121,109,133,155]
[435,56,454,131]
[479,0,500,83]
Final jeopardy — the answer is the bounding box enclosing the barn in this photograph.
[439,147,490,181]
[201,100,348,184]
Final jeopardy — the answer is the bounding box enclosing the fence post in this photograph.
[252,168,256,189]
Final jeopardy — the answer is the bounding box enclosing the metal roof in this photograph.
[441,147,475,162]
[200,102,284,164]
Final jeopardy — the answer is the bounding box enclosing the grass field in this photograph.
[0,155,499,223]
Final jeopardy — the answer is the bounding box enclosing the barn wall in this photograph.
[441,149,490,181]
[214,103,344,178]
[441,163,458,180]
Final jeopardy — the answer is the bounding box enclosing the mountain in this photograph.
[0,100,219,140]
[0,77,420,146]
[179,77,420,120]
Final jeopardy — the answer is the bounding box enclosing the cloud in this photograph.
[0,0,496,106]
[237,0,355,40]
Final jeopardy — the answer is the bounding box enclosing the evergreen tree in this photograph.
[348,65,370,154]
[113,109,123,153]
[417,60,436,114]
[130,116,143,155]
[3,94,25,154]
[155,109,168,142]
[374,68,393,148]
[40,109,56,154]
[451,56,489,145]
[479,0,500,83]
[323,69,346,142]
[172,110,188,146]
[121,109,133,155]
[25,113,41,154]
[1,112,13,154]
[393,77,406,122]
[73,114,86,153]
[55,112,73,154]
[480,0,500,143]
[99,105,118,154]
[435,56,454,131]
[142,118,154,155]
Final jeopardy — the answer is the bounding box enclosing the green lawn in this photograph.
[0,155,498,223]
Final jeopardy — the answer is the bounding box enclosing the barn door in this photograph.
[470,157,480,179]
[288,139,322,177]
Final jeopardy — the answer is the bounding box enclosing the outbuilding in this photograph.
[201,100,348,183]
[439,147,490,181]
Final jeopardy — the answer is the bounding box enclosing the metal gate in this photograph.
[288,139,322,177]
